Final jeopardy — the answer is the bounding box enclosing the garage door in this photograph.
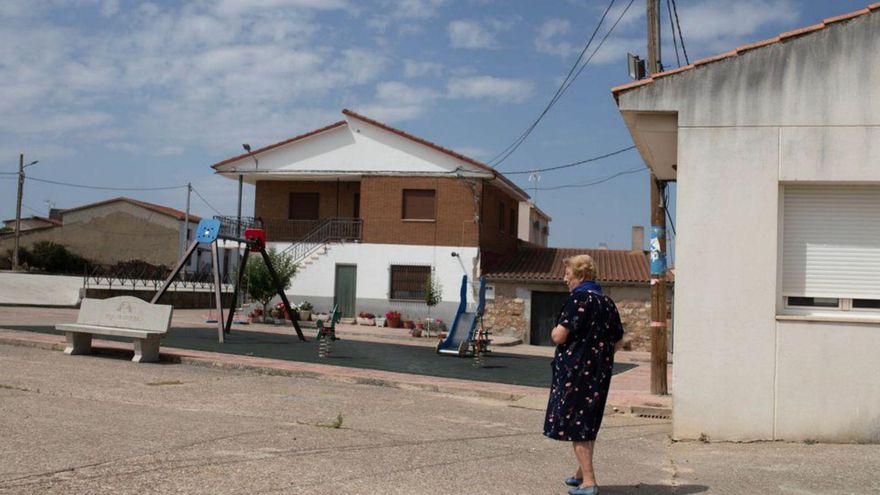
[530,291,570,346]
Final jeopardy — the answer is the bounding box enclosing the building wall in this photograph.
[480,183,520,270]
[254,180,360,220]
[485,281,658,349]
[618,12,880,442]
[268,241,479,325]
[0,209,181,267]
[360,176,480,247]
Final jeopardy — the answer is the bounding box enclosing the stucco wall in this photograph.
[618,12,880,442]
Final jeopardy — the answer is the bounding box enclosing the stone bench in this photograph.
[56,296,173,363]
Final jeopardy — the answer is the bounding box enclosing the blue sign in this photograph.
[650,225,667,275]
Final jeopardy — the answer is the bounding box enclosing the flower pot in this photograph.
[403,320,415,330]
[411,329,422,338]
[299,310,311,321]
[375,317,387,327]
[387,317,402,328]
[356,317,375,326]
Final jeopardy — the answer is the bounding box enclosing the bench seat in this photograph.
[56,296,173,363]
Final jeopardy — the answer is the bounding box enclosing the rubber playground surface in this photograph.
[6,325,635,388]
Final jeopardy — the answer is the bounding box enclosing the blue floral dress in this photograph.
[543,285,624,442]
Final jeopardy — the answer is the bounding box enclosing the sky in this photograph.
[0,0,872,252]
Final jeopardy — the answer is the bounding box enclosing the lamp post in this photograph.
[13,153,39,271]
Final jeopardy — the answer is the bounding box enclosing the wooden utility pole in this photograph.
[647,0,668,395]
[13,154,24,271]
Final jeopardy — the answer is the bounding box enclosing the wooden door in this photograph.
[334,264,357,318]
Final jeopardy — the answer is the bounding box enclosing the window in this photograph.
[390,265,431,300]
[781,185,880,313]
[289,192,319,220]
[353,193,360,218]
[402,189,435,220]
[509,208,516,236]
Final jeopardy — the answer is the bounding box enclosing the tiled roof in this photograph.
[210,109,531,201]
[485,247,673,285]
[2,216,62,226]
[612,3,880,99]
[60,197,202,223]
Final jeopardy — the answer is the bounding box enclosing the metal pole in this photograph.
[181,183,191,262]
[13,154,24,270]
[647,0,668,396]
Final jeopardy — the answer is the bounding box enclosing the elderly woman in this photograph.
[544,254,624,495]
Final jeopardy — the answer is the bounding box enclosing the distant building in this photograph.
[2,216,61,232]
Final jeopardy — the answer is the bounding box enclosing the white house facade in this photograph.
[614,5,880,442]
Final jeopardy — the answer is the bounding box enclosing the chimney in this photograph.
[631,225,644,252]
[49,208,64,221]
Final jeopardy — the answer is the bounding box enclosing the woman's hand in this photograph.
[550,324,570,345]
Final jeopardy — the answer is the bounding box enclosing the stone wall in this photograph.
[614,298,651,351]
[483,295,526,341]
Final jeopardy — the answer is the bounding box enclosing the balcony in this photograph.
[214,216,363,243]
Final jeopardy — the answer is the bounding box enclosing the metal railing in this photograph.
[213,216,263,240]
[83,263,234,291]
[281,218,363,264]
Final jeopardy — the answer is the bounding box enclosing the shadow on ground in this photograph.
[600,484,710,494]
[8,325,636,388]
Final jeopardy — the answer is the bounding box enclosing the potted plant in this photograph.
[313,310,329,322]
[385,310,402,328]
[356,311,376,326]
[270,303,285,324]
[248,307,264,324]
[375,315,387,327]
[403,319,415,330]
[298,301,313,321]
[409,321,422,337]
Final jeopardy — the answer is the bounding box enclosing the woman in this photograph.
[544,254,624,495]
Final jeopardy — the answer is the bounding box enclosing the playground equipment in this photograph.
[151,219,306,343]
[316,304,341,358]
[437,275,489,359]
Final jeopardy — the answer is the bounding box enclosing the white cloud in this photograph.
[403,60,444,78]
[447,76,533,103]
[535,19,577,58]
[676,0,799,52]
[447,17,516,50]
[368,0,449,33]
[358,81,440,122]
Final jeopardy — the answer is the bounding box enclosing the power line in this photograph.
[487,0,618,168]
[26,176,187,191]
[534,166,646,191]
[670,0,689,64]
[504,145,636,176]
[191,186,224,216]
[666,0,681,67]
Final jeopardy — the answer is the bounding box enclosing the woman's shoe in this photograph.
[564,477,583,487]
[568,485,599,495]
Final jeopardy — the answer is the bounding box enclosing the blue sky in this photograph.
[0,0,871,251]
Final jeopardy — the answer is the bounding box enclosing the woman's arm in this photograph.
[550,324,570,345]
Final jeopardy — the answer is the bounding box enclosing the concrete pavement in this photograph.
[1,344,877,494]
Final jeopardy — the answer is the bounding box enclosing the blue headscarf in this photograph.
[572,280,603,295]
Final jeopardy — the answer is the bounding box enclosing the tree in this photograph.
[423,273,442,317]
[240,248,298,316]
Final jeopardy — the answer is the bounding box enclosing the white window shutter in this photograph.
[783,185,880,299]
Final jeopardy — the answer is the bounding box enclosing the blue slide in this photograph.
[437,275,486,356]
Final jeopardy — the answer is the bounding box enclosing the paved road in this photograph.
[1,344,877,495]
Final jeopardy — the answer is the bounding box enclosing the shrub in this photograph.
[239,248,297,316]
[18,241,90,274]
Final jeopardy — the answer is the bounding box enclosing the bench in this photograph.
[56,296,173,363]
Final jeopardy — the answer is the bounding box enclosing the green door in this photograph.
[530,291,570,346]
[334,265,357,318]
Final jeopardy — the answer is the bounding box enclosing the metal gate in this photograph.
[529,291,570,346]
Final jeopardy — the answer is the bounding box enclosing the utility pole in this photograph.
[13,154,24,271]
[647,0,669,395]
[182,182,192,265]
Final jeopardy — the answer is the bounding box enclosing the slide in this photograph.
[437,275,486,356]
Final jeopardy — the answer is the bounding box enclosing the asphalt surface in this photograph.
[1,344,878,495]
[6,324,635,388]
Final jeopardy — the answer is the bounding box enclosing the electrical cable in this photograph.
[190,186,224,216]
[486,0,619,168]
[534,166,646,191]
[504,145,635,175]
[26,176,187,191]
[666,0,681,67]
[670,0,689,65]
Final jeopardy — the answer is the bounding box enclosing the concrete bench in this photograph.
[56,296,173,363]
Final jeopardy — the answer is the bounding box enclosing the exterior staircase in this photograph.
[280,218,363,267]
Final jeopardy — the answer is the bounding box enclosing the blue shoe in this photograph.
[568,486,599,495]
[565,477,583,487]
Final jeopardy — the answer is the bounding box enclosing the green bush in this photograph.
[239,248,298,315]
[18,241,90,274]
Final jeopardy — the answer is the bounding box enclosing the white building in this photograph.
[613,5,880,442]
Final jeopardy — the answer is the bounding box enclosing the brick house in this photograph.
[211,109,535,322]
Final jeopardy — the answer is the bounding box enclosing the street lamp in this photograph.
[13,154,39,271]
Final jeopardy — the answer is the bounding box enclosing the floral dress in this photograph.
[543,286,624,442]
